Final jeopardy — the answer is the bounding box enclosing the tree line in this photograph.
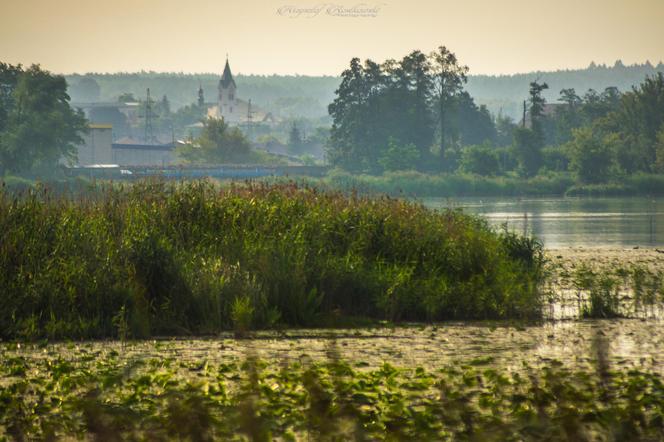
[326,47,664,183]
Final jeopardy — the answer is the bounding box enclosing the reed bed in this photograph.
[0,180,544,339]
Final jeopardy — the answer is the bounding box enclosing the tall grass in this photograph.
[566,174,664,197]
[323,170,574,197]
[0,180,545,339]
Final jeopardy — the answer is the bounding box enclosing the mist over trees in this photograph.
[64,61,664,121]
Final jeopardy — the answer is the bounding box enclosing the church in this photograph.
[206,58,275,124]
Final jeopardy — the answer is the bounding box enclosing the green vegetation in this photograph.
[560,263,664,319]
[0,180,545,340]
[326,48,664,194]
[323,169,575,197]
[0,63,87,176]
[2,342,663,441]
[176,118,277,164]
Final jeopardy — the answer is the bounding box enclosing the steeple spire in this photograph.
[220,57,236,89]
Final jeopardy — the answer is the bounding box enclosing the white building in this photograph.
[207,58,276,124]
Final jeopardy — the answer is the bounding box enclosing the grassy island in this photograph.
[0,180,545,340]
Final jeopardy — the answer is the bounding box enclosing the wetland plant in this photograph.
[0,180,546,339]
[1,345,663,441]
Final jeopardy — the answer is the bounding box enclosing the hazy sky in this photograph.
[1,0,663,76]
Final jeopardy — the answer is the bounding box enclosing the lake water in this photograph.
[421,197,664,248]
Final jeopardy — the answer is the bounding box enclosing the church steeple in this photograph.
[197,83,204,107]
[220,57,236,89]
[218,56,238,121]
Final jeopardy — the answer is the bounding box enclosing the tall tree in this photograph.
[554,88,582,144]
[513,81,548,177]
[602,73,664,172]
[495,113,517,147]
[399,50,434,162]
[0,64,87,175]
[328,58,370,171]
[428,46,468,161]
[528,81,549,141]
[566,127,616,183]
[455,92,497,146]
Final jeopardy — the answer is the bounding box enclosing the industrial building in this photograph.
[74,124,177,167]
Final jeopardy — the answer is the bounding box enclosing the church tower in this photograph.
[198,83,205,107]
[218,57,237,120]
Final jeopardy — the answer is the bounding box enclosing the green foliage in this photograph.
[513,127,543,178]
[0,180,545,339]
[582,276,622,319]
[553,88,583,144]
[327,47,474,172]
[572,265,622,318]
[458,143,500,176]
[177,117,251,164]
[2,346,664,441]
[430,46,469,156]
[0,63,88,175]
[541,145,569,171]
[600,73,664,173]
[566,127,616,183]
[324,168,573,197]
[231,296,254,338]
[378,138,420,172]
[655,125,664,173]
[528,81,549,123]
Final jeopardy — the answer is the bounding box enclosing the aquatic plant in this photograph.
[1,344,663,440]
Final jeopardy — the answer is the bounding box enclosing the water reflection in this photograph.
[421,197,664,248]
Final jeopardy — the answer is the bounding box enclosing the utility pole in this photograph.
[247,99,254,141]
[198,83,205,108]
[143,88,155,144]
[522,100,527,128]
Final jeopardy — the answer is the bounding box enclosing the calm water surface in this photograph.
[421,197,664,248]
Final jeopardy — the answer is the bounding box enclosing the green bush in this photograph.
[458,143,500,176]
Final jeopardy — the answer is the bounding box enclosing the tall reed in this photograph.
[0,180,545,339]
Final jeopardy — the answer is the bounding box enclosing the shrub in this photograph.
[458,143,500,176]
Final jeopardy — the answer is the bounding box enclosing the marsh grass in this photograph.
[566,263,664,319]
[323,169,574,197]
[0,179,545,340]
